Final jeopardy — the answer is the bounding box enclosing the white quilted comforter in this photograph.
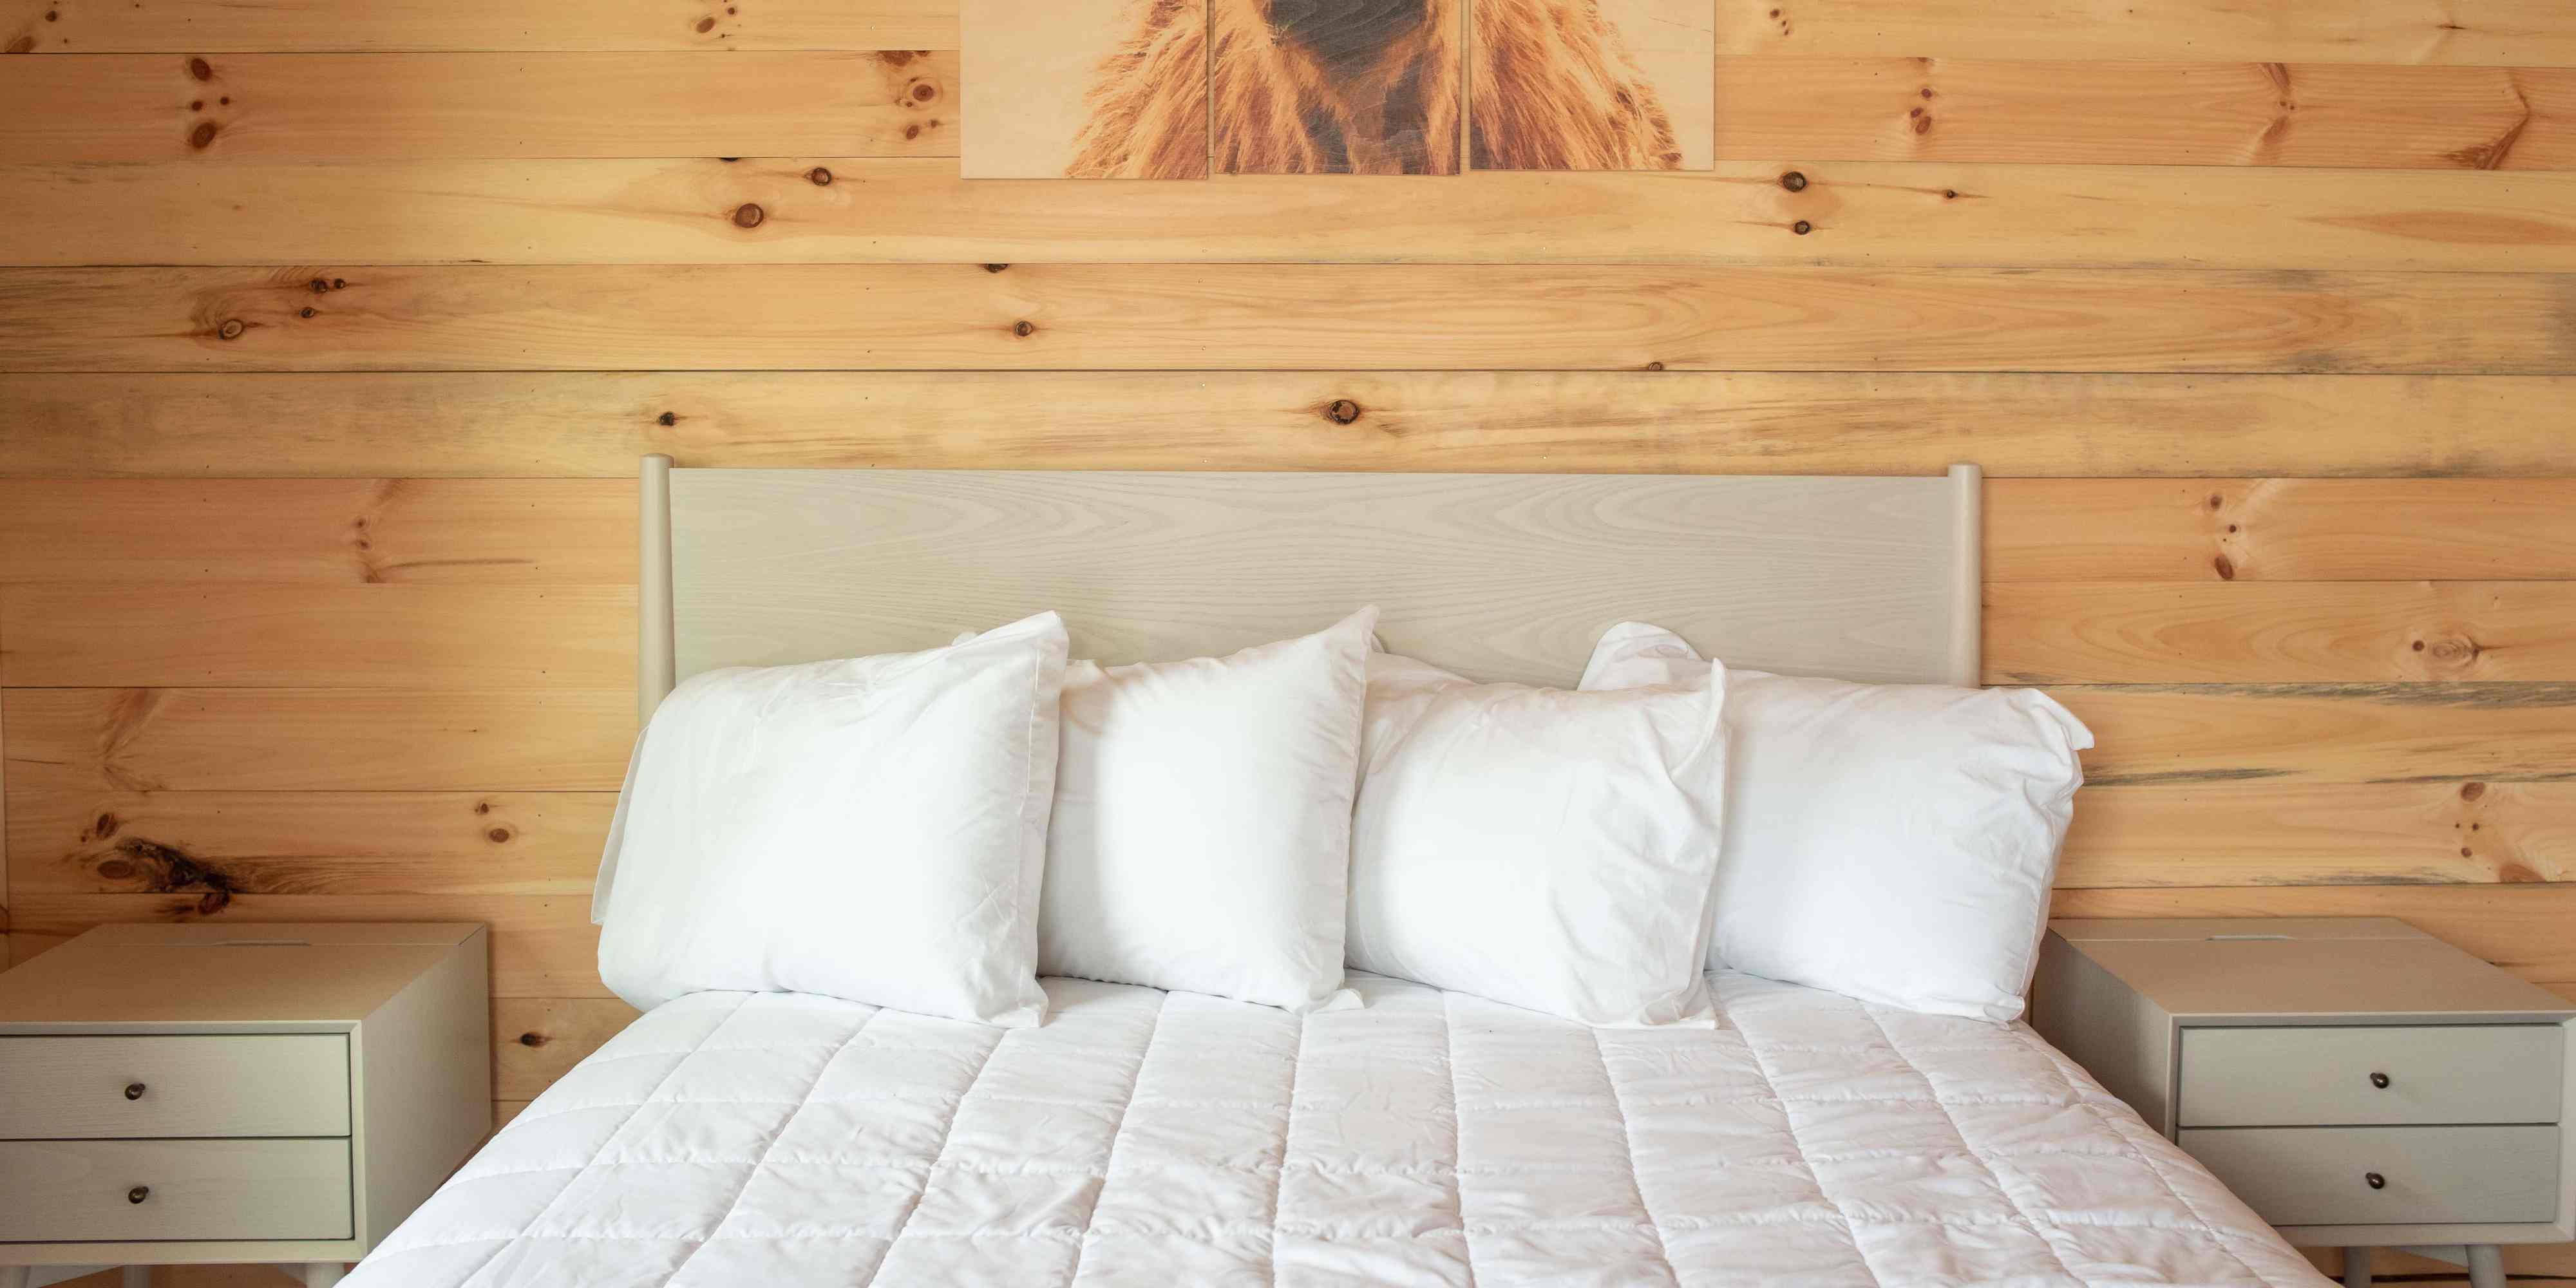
[351,972,2327,1287]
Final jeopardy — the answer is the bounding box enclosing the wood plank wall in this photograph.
[1,1,2571,1282]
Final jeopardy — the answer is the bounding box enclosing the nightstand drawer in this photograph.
[0,1034,352,1139]
[2179,1125,2559,1226]
[2178,1025,2561,1127]
[0,1137,353,1242]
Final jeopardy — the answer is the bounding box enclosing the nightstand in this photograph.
[0,923,490,1288]
[2034,917,2575,1288]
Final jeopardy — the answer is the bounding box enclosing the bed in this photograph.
[345,464,2330,1286]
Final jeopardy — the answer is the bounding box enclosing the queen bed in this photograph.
[344,464,2330,1287]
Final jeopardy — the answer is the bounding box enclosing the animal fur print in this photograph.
[1068,0,1680,176]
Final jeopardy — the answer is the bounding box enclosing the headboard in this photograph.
[639,460,1982,720]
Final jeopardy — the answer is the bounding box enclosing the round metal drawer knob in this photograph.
[124,1081,147,1101]
[2365,1172,2387,1190]
[128,1185,151,1204]
[2368,1071,2390,1089]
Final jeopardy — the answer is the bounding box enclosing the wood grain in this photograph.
[5,372,2572,478]
[0,480,632,585]
[0,52,953,163]
[0,0,954,52]
[1987,479,2576,582]
[1712,58,2574,169]
[2058,781,2574,887]
[6,791,611,897]
[0,585,633,687]
[2050,883,2576,982]
[491,998,638,1097]
[3,893,606,996]
[2,688,634,793]
[11,158,2576,270]
[7,264,2573,374]
[2047,683,2576,784]
[1711,0,2576,67]
[1988,582,2576,683]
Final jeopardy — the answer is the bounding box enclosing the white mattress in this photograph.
[350,972,2328,1287]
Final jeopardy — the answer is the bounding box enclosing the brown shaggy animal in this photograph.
[1068,0,1678,177]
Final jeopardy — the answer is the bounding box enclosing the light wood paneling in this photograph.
[0,0,954,53]
[8,264,2574,374]
[1,0,2569,1249]
[4,372,2571,478]
[2048,684,2576,784]
[7,791,610,896]
[0,585,633,687]
[2058,781,2574,887]
[491,998,638,1097]
[1711,0,2576,66]
[1987,582,2576,683]
[1712,58,2574,169]
[2,688,634,793]
[1988,479,2576,582]
[2,893,605,996]
[11,158,2576,270]
[0,52,954,163]
[0,480,632,584]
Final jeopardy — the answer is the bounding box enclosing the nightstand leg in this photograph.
[2465,1245,2505,1288]
[122,1268,151,1288]
[2339,1246,2370,1288]
[300,1263,348,1288]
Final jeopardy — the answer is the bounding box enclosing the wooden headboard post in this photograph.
[637,460,1984,719]
[639,453,677,723]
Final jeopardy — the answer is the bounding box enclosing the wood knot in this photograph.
[189,121,218,149]
[983,263,1009,273]
[93,812,120,840]
[332,278,345,289]
[1779,171,1806,191]
[299,307,316,318]
[696,16,715,32]
[732,202,765,229]
[475,801,492,814]
[216,319,244,340]
[310,277,330,293]
[188,56,213,80]
[1324,399,1361,424]
[910,80,938,102]
[1012,320,1035,337]
[658,411,678,426]
[2461,781,2487,801]
[808,166,833,185]
[486,827,513,844]
[1792,220,1812,235]
[2210,554,2235,580]
[1643,360,1666,372]
[518,1032,549,1047]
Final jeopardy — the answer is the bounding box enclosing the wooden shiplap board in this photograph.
[1,688,635,793]
[10,159,2576,270]
[1712,57,2573,169]
[8,264,2575,373]
[0,0,954,53]
[1988,479,2576,581]
[0,52,955,163]
[1710,0,2576,66]
[1987,582,2576,684]
[3,372,2571,478]
[6,791,610,897]
[0,480,634,585]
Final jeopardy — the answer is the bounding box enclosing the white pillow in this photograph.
[1582,622,2092,1023]
[1037,609,1377,1011]
[1347,652,1726,1027]
[596,612,1068,1026]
